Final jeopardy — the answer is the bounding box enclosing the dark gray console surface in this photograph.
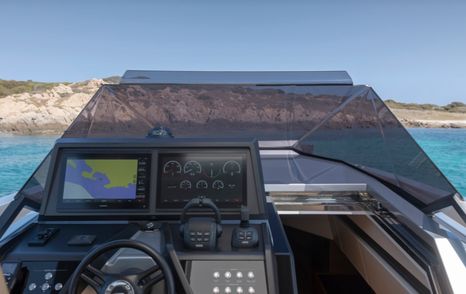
[2,223,140,261]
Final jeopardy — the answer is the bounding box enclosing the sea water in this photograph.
[408,128,465,196]
[0,129,464,197]
[0,135,57,197]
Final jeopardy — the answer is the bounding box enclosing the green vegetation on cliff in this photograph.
[0,79,65,98]
[0,77,120,98]
[385,99,466,113]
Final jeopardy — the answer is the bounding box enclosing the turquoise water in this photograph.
[408,128,465,196]
[0,135,57,197]
[0,129,464,197]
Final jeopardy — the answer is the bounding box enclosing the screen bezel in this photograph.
[56,152,151,211]
[156,151,248,209]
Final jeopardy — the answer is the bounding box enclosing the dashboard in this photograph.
[42,139,264,218]
[0,138,298,294]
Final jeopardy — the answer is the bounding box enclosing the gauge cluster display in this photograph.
[157,153,247,208]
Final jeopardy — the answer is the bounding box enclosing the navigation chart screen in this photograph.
[60,155,150,209]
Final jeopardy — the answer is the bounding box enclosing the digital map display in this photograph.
[63,159,138,200]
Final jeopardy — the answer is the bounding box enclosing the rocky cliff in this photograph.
[0,79,103,134]
[0,79,465,135]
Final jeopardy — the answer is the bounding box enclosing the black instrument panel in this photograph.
[44,140,263,217]
[157,152,247,208]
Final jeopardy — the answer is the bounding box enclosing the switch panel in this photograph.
[28,228,59,246]
[231,227,259,248]
[189,260,267,294]
[21,261,77,293]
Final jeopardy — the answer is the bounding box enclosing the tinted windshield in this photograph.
[40,83,461,209]
[63,84,353,140]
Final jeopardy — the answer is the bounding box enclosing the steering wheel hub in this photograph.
[105,280,135,294]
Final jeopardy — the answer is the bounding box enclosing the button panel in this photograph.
[231,227,259,248]
[188,230,213,248]
[20,261,77,293]
[28,228,59,247]
[190,260,267,294]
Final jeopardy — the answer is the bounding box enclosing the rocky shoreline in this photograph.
[0,80,465,135]
[397,119,466,129]
[390,109,466,129]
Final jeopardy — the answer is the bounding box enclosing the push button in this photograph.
[41,283,50,291]
[54,283,63,291]
[28,283,37,291]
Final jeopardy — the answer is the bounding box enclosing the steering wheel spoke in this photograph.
[86,264,105,280]
[136,265,164,290]
[80,271,104,292]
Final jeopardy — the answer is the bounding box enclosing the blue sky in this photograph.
[1,0,465,104]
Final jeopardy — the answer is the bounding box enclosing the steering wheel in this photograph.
[68,239,175,294]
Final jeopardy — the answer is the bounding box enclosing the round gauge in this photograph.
[212,180,225,190]
[222,160,241,176]
[179,180,192,190]
[163,160,182,176]
[196,180,208,189]
[183,160,202,176]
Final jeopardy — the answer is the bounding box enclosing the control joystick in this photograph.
[232,206,259,248]
[179,197,223,250]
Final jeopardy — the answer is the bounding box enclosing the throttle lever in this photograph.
[240,205,250,228]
